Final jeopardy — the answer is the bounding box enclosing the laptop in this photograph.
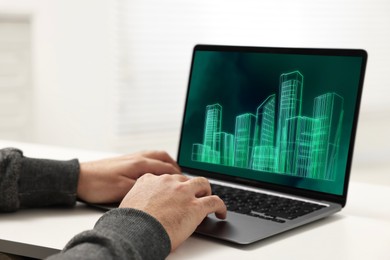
[176,44,367,245]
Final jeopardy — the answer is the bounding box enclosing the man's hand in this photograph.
[77,150,181,204]
[119,174,227,251]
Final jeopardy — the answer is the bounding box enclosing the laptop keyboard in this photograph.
[211,183,326,223]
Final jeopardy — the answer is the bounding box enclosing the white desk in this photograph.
[0,140,389,259]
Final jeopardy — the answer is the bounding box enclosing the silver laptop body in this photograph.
[177,44,367,244]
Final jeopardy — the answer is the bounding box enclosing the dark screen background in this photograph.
[178,49,363,195]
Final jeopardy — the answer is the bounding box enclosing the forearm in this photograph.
[0,148,80,212]
[47,208,171,260]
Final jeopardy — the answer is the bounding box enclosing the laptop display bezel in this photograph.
[177,44,367,207]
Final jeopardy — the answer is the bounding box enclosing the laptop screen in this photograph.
[178,45,366,196]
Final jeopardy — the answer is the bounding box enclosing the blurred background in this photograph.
[0,0,389,183]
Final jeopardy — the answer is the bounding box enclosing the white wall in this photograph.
[0,0,114,151]
[117,0,390,162]
[0,0,389,162]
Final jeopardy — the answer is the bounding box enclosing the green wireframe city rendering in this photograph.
[191,71,344,181]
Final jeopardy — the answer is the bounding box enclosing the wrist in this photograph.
[77,162,91,202]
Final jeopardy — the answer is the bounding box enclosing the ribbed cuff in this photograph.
[0,148,23,211]
[19,157,80,208]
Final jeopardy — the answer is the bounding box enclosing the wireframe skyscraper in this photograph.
[311,93,344,180]
[234,113,256,168]
[251,94,276,171]
[215,132,235,166]
[202,103,222,163]
[275,71,304,174]
[286,116,317,176]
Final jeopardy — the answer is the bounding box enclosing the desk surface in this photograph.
[0,140,389,259]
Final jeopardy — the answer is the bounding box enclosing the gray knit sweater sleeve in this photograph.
[47,208,171,260]
[0,148,79,212]
[0,148,172,259]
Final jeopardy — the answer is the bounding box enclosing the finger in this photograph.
[140,158,182,175]
[198,195,227,220]
[141,151,181,172]
[169,173,189,182]
[186,177,212,197]
[143,172,188,184]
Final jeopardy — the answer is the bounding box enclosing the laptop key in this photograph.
[211,183,325,222]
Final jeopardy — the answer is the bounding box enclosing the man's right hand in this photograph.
[119,174,227,251]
